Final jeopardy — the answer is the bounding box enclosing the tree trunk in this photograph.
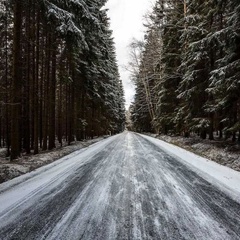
[39,40,45,149]
[34,10,40,154]
[232,132,236,142]
[57,81,63,147]
[11,0,22,160]
[48,34,57,150]
[209,114,214,141]
[42,34,51,151]
[23,4,31,154]
[200,130,207,139]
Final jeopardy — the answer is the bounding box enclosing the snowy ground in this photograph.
[0,132,239,240]
[0,138,104,183]
[148,134,240,172]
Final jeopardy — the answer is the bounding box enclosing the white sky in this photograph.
[105,0,154,109]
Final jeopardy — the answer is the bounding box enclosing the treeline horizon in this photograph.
[130,0,240,142]
[0,0,125,160]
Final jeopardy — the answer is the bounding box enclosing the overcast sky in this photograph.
[105,0,154,109]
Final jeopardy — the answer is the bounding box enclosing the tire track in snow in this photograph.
[134,134,240,239]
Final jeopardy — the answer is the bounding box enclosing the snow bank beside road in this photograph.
[0,134,120,215]
[139,133,240,203]
[0,137,107,183]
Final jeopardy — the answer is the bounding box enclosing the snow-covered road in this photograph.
[0,132,240,240]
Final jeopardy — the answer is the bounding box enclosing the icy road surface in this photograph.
[0,132,240,240]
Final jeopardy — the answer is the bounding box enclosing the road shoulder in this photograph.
[138,133,240,204]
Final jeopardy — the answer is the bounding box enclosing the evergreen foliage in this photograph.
[0,0,125,160]
[131,0,240,142]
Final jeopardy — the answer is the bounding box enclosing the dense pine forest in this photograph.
[0,0,125,160]
[130,0,240,142]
